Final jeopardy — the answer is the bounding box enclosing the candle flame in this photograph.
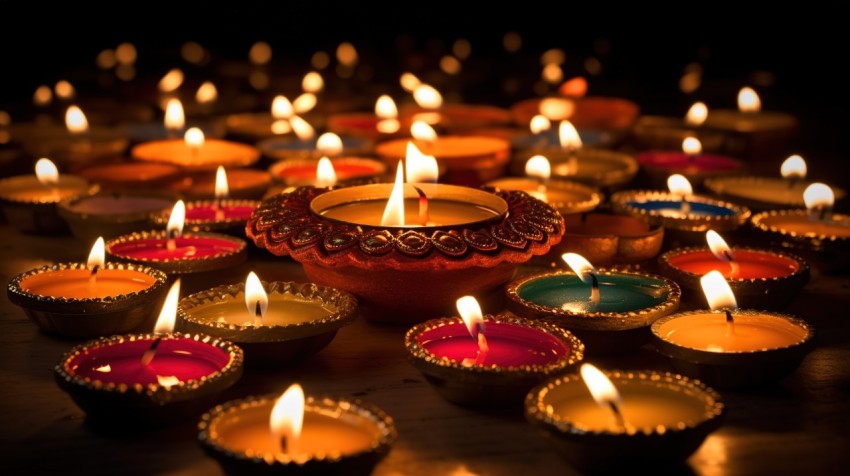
[34,85,53,106]
[65,106,89,134]
[249,41,272,65]
[336,42,358,66]
[700,270,737,312]
[456,295,485,339]
[580,363,623,409]
[539,98,574,120]
[35,158,59,186]
[245,271,269,324]
[559,77,588,98]
[195,81,218,104]
[542,63,564,84]
[411,120,438,142]
[781,155,807,180]
[667,174,693,198]
[316,132,343,157]
[290,116,315,141]
[400,72,422,93]
[184,127,205,148]
[413,84,443,109]
[293,93,317,114]
[116,42,137,65]
[682,137,702,155]
[558,120,582,151]
[270,383,305,455]
[525,155,551,181]
[562,253,597,284]
[405,143,438,183]
[380,161,406,226]
[738,87,761,113]
[271,96,294,120]
[271,120,292,135]
[156,375,180,388]
[55,80,75,100]
[215,166,229,200]
[686,102,708,126]
[375,95,398,119]
[315,157,338,187]
[167,200,186,239]
[164,98,185,131]
[158,68,185,93]
[803,183,834,210]
[94,364,111,373]
[153,279,181,334]
[87,237,106,269]
[706,230,734,263]
[529,115,551,134]
[302,71,324,93]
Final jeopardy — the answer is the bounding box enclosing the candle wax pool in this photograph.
[109,235,243,260]
[0,176,90,202]
[637,152,740,173]
[66,195,173,215]
[486,178,595,206]
[759,215,850,238]
[667,249,798,279]
[709,177,810,206]
[186,204,256,222]
[20,268,156,299]
[626,200,735,218]
[658,313,807,352]
[517,274,670,314]
[319,198,500,227]
[132,139,258,168]
[186,293,336,327]
[274,162,380,182]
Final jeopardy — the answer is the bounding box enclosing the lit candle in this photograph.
[510,88,640,132]
[258,129,373,163]
[636,136,743,188]
[132,124,260,171]
[752,182,850,244]
[58,190,174,243]
[631,101,725,152]
[326,95,403,139]
[557,213,664,266]
[269,156,385,188]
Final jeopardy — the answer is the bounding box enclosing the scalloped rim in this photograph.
[658,246,810,285]
[704,176,847,206]
[525,369,724,436]
[198,393,397,467]
[751,209,850,243]
[405,314,585,376]
[105,230,247,273]
[151,199,261,228]
[610,190,751,231]
[0,175,98,205]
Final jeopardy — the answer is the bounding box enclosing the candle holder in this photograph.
[557,213,665,266]
[751,209,850,252]
[77,162,183,191]
[269,157,386,187]
[198,393,396,476]
[611,190,751,234]
[484,178,601,215]
[658,247,810,310]
[54,332,244,425]
[225,112,325,143]
[631,115,725,151]
[258,135,373,162]
[0,174,98,234]
[399,103,513,133]
[132,139,260,171]
[705,176,846,211]
[525,370,724,471]
[8,262,168,338]
[510,128,616,151]
[21,128,129,172]
[511,149,638,190]
[177,281,357,367]
[58,191,175,243]
[505,270,680,355]
[405,314,584,407]
[106,230,248,275]
[247,186,564,322]
[181,169,272,200]
[702,109,798,161]
[636,150,744,189]
[651,310,815,388]
[510,96,640,132]
[150,199,261,235]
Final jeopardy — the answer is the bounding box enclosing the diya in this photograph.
[58,191,174,243]
[636,137,744,188]
[556,213,664,266]
[258,132,373,162]
[631,101,726,152]
[326,95,404,140]
[132,127,260,171]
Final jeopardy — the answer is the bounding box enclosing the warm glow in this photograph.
[558,120,582,151]
[65,106,89,134]
[580,363,623,409]
[686,102,708,126]
[781,155,807,180]
[311,51,330,69]
[33,85,52,106]
[440,55,462,75]
[400,72,421,93]
[35,158,59,187]
[316,132,343,156]
[270,384,305,455]
[290,116,315,141]
[540,48,566,65]
[542,63,563,84]
[115,42,137,65]
[380,161,406,226]
[405,143,438,183]
[803,183,835,210]
[453,38,472,59]
[302,71,324,93]
[156,375,180,388]
[315,157,338,187]
[706,230,734,263]
[559,77,588,98]
[167,200,186,239]
[293,93,317,114]
[215,166,229,200]
[525,155,551,181]
[700,270,738,312]
[540,98,574,120]
[738,87,761,113]
[87,237,105,269]
[249,41,272,65]
[562,253,597,284]
[184,127,205,148]
[503,31,522,52]
[456,296,485,339]
[55,80,75,100]
[271,96,294,120]
[682,137,702,155]
[530,114,551,134]
[413,84,443,109]
[181,42,205,64]
[411,120,438,142]
[245,271,269,323]
[375,95,398,119]
[158,68,184,93]
[667,174,694,198]
[153,279,181,334]
[196,81,218,104]
[336,42,358,66]
[164,99,185,131]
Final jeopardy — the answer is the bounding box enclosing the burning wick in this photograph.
[214,166,228,222]
[668,174,693,215]
[589,273,600,305]
[88,265,100,287]
[723,250,740,277]
[580,364,627,431]
[140,338,162,366]
[167,227,179,251]
[724,307,735,337]
[411,185,430,226]
[700,270,737,338]
[166,200,185,251]
[562,253,600,306]
[803,183,834,223]
[87,237,105,288]
[253,300,263,327]
[142,279,181,366]
[456,296,489,367]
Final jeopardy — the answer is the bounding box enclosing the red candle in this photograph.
[108,235,243,261]
[637,151,741,173]
[270,158,385,185]
[664,249,798,279]
[185,203,255,222]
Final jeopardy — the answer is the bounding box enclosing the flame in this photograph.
[580,363,623,409]
[316,132,343,156]
[413,84,443,109]
[405,143,438,183]
[270,384,305,455]
[336,42,358,66]
[245,271,269,322]
[700,270,737,312]
[411,121,438,142]
[302,71,324,93]
[271,120,292,135]
[116,42,137,64]
[290,116,315,141]
[196,82,218,104]
[249,41,272,65]
[400,72,421,93]
[312,51,330,69]
[153,279,181,334]
[803,183,834,210]
[540,48,566,65]
[158,68,184,93]
[65,106,89,134]
[562,253,597,284]
[525,155,551,181]
[667,174,693,198]
[738,87,761,113]
[456,296,485,339]
[35,158,59,186]
[316,157,338,187]
[558,120,582,151]
[706,230,734,263]
[55,80,75,100]
[559,77,588,98]
[215,166,229,200]
[380,161,406,226]
[375,95,398,119]
[780,155,807,180]
[682,137,702,155]
[293,93,317,114]
[156,375,180,388]
[686,102,708,126]
[542,63,563,84]
[87,237,105,269]
[164,99,185,131]
[539,98,574,120]
[94,364,111,373]
[33,85,53,106]
[167,200,186,239]
[529,115,551,134]
[184,127,205,148]
[453,38,472,59]
[272,96,294,120]
[440,55,462,75]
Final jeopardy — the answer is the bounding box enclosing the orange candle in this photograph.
[20,268,155,299]
[132,128,259,171]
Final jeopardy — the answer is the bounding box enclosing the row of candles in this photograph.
[2,67,846,473]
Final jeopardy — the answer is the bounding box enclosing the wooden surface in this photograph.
[2,226,850,476]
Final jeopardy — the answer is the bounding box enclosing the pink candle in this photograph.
[185,203,255,222]
[637,151,742,173]
[108,235,243,261]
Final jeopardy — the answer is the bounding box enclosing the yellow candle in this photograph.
[186,293,336,327]
[20,268,156,299]
[657,312,807,352]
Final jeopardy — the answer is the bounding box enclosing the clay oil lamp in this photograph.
[326,95,405,140]
[132,127,260,171]
[637,136,744,188]
[58,190,174,243]
[120,98,225,144]
[225,95,321,143]
[632,101,725,152]
[556,213,664,267]
[398,82,513,134]
[269,151,386,189]
[510,114,614,152]
[76,161,183,191]
[258,128,373,163]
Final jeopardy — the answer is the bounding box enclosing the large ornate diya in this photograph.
[247,184,565,322]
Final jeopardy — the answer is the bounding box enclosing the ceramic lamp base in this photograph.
[0,202,69,234]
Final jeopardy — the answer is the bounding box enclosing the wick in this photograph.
[412,185,430,226]
[214,199,224,221]
[462,325,489,367]
[607,401,626,430]
[590,273,600,305]
[818,206,830,222]
[253,300,263,327]
[725,309,735,337]
[140,337,162,366]
[581,212,588,224]
[723,251,740,277]
[167,228,179,251]
[787,177,798,190]
[88,264,100,287]
[279,435,289,457]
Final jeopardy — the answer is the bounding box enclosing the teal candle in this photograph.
[516,273,671,313]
